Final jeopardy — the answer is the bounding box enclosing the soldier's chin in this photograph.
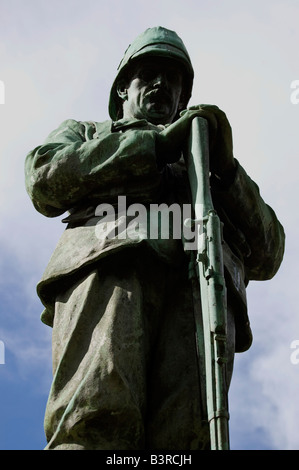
[145,104,172,124]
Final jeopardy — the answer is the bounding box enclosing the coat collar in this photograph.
[111,118,165,133]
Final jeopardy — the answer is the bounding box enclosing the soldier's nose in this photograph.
[152,73,166,87]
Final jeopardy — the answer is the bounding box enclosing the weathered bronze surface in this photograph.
[25,26,285,450]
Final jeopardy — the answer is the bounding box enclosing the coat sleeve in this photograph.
[25,119,162,217]
[211,159,285,281]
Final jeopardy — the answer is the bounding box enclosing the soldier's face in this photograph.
[119,58,184,125]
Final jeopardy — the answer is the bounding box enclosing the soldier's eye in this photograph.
[139,68,156,82]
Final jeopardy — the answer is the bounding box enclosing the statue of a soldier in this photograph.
[25,27,285,450]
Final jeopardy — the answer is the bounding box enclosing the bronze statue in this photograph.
[25,27,285,450]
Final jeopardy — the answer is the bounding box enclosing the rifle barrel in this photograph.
[184,117,230,450]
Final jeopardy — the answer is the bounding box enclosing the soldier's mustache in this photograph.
[146,87,171,101]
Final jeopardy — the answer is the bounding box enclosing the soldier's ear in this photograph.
[117,80,128,101]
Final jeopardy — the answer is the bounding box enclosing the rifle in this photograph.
[183,117,230,450]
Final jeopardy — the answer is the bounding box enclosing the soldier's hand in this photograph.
[156,104,236,185]
[156,106,210,165]
[180,104,236,182]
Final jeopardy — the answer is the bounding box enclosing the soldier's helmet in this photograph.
[108,26,194,121]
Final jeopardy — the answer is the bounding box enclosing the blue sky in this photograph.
[0,0,299,450]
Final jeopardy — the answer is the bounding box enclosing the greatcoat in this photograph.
[25,117,285,449]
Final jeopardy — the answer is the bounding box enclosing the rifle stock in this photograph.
[184,117,230,450]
